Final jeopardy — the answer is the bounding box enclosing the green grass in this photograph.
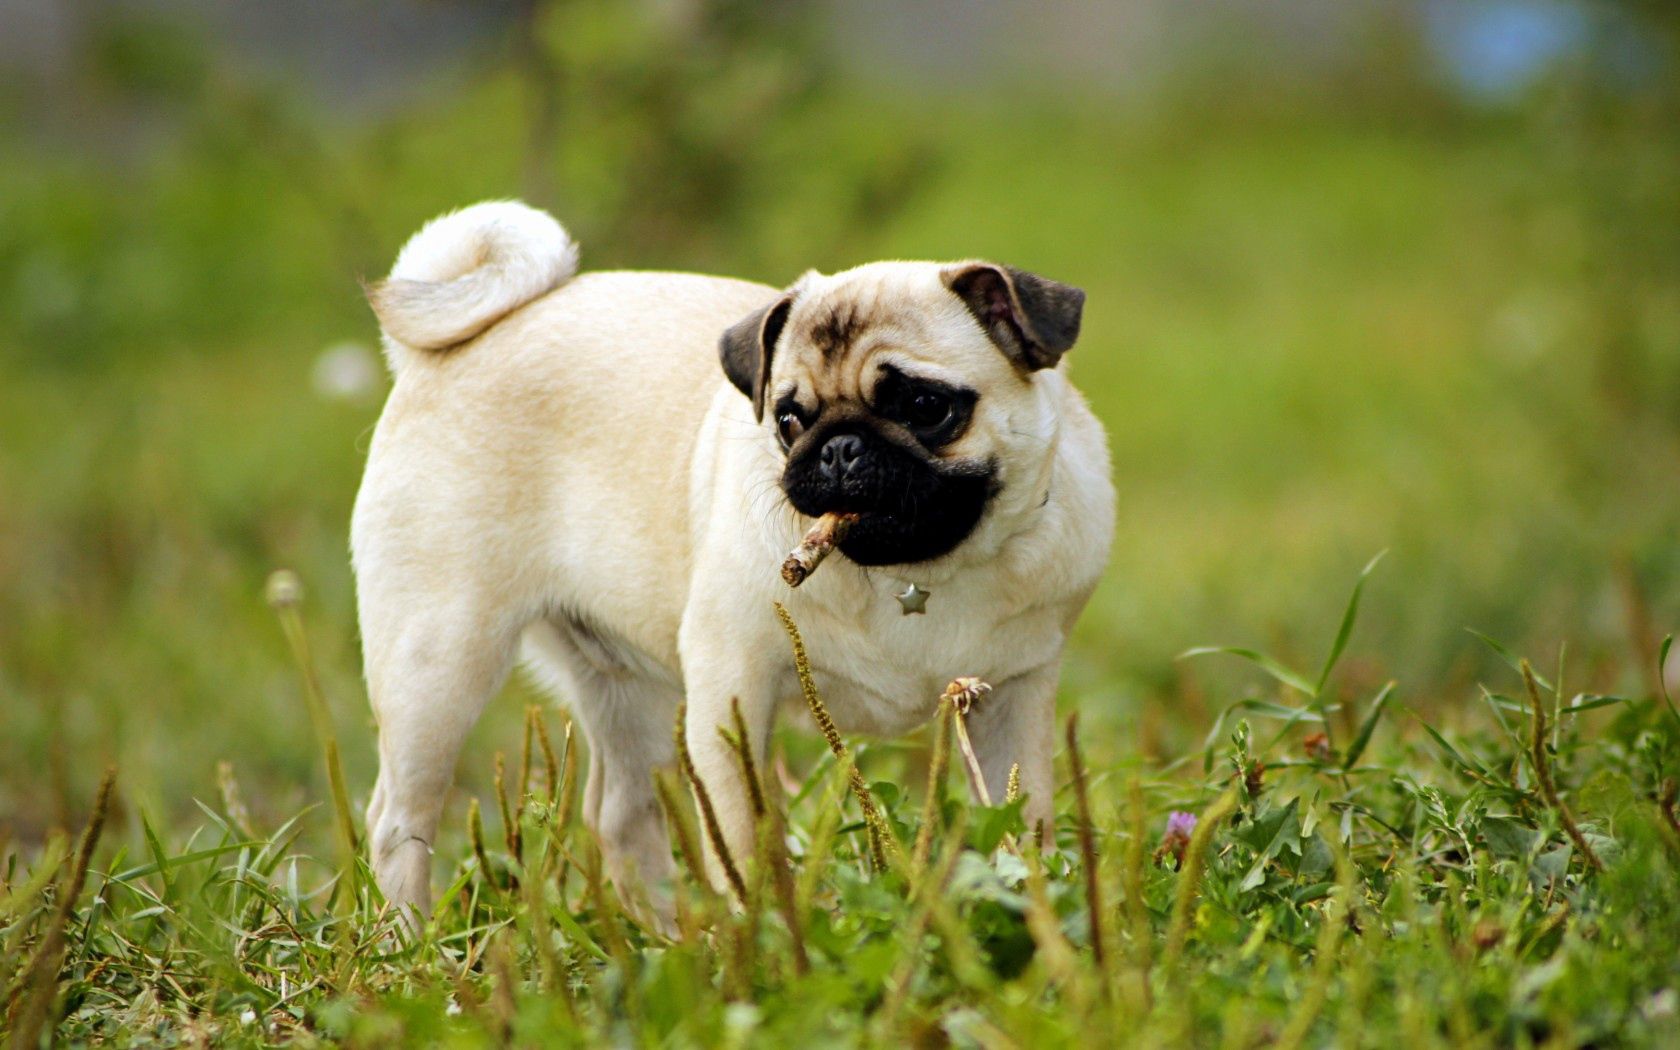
[4,573,1679,1046]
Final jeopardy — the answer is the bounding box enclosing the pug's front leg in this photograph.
[961,662,1062,843]
[677,627,777,894]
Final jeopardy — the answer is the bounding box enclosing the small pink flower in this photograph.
[1156,810,1198,868]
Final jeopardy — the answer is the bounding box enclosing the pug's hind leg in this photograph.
[522,621,678,923]
[587,686,682,923]
[362,598,522,932]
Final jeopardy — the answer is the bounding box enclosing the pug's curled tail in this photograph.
[365,200,579,372]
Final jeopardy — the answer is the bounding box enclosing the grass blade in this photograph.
[1407,710,1487,777]
[10,768,115,1049]
[1466,629,1554,693]
[1340,681,1395,770]
[109,841,264,883]
[1316,549,1387,695]
[1522,660,1603,873]
[1179,647,1317,698]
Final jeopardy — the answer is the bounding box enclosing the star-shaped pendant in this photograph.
[895,582,930,615]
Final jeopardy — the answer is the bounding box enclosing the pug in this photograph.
[354,201,1114,923]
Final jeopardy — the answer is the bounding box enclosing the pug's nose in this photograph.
[818,433,866,481]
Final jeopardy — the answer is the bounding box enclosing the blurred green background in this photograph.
[2,0,1676,843]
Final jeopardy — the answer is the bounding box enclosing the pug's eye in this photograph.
[776,411,806,448]
[903,390,953,431]
[871,366,975,447]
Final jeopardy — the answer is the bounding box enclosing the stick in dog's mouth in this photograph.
[781,512,861,587]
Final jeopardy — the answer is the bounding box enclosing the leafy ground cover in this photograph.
[4,567,1677,1047]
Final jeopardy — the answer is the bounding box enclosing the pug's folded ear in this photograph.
[943,263,1085,372]
[719,294,794,420]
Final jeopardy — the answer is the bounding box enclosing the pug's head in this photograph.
[719,261,1085,567]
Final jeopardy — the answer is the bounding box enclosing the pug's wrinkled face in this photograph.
[720,260,1084,567]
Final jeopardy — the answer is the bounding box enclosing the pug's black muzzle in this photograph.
[782,423,995,566]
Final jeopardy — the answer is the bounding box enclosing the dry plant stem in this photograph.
[654,770,717,910]
[329,919,365,991]
[716,806,762,1002]
[583,844,642,1022]
[781,511,859,587]
[773,602,893,867]
[671,881,703,950]
[795,760,852,912]
[725,699,767,821]
[765,806,809,977]
[554,721,578,899]
[468,797,496,894]
[952,709,992,806]
[1385,865,1428,1045]
[519,708,536,798]
[673,701,748,904]
[534,711,560,804]
[486,930,519,1040]
[1521,660,1603,872]
[556,720,578,826]
[271,593,360,896]
[1122,778,1154,1013]
[8,767,114,1050]
[1022,838,1088,1012]
[912,701,955,877]
[880,816,971,1024]
[1274,823,1357,1050]
[494,753,518,873]
[1065,713,1111,988]
[904,820,990,990]
[851,776,988,991]
[720,710,770,961]
[520,840,564,999]
[216,760,256,839]
[451,963,486,1028]
[1335,928,1379,1048]
[1161,789,1238,977]
[725,907,754,1002]
[1437,907,1480,1045]
[736,834,767,996]
[1006,763,1021,805]
[516,709,537,845]
[721,700,809,976]
[1530,902,1571,948]
[584,843,629,963]
[0,831,62,939]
